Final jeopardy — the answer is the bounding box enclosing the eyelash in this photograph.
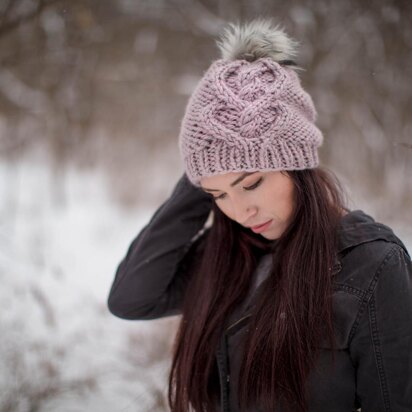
[213,177,263,201]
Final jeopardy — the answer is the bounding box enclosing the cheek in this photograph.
[216,202,234,220]
[265,184,294,219]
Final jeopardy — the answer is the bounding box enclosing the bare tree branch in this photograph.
[0,0,20,27]
[0,0,63,39]
[168,0,226,36]
[394,141,412,149]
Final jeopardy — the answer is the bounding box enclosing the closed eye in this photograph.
[244,177,263,191]
[213,177,263,200]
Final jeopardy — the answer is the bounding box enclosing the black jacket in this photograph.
[108,174,412,412]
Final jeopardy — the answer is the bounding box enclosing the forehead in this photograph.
[200,171,259,190]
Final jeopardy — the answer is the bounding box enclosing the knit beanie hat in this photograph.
[178,18,323,187]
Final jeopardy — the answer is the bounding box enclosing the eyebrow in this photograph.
[202,172,258,192]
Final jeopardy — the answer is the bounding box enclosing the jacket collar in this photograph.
[337,209,409,256]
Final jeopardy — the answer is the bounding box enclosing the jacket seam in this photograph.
[348,245,398,343]
[332,284,366,299]
[368,294,392,411]
[348,245,399,411]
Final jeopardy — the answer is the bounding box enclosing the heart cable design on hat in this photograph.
[178,18,324,187]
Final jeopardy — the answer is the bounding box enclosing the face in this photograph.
[200,171,295,240]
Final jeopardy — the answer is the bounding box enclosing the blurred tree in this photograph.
[0,0,410,215]
[0,0,61,38]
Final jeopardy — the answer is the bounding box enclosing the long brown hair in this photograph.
[168,167,348,412]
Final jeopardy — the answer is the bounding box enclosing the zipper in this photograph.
[216,313,253,411]
[224,313,252,335]
[216,334,230,411]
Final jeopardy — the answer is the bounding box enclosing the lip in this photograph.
[250,219,273,234]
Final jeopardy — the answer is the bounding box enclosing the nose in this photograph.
[232,202,257,226]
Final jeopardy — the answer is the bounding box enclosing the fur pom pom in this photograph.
[216,18,299,64]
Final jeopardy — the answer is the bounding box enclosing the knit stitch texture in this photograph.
[178,57,323,187]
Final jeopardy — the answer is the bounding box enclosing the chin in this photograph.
[262,226,286,240]
[261,232,279,240]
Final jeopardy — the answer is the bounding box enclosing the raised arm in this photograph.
[350,244,412,411]
[107,173,212,320]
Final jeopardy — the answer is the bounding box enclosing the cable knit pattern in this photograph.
[178,57,323,187]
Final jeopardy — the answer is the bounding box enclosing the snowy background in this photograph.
[0,1,411,411]
[0,148,180,411]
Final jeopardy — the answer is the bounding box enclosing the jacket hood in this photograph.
[338,209,409,257]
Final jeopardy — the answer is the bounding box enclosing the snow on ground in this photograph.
[0,151,410,412]
[0,152,178,412]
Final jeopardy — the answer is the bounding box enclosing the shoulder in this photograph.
[330,239,411,348]
[335,239,409,295]
[334,209,410,293]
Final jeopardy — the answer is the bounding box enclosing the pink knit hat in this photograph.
[178,19,323,187]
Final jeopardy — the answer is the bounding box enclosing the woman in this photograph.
[108,19,412,412]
